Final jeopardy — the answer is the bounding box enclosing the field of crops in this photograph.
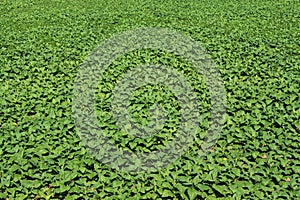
[1,0,299,199]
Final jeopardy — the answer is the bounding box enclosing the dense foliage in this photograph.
[1,0,299,199]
